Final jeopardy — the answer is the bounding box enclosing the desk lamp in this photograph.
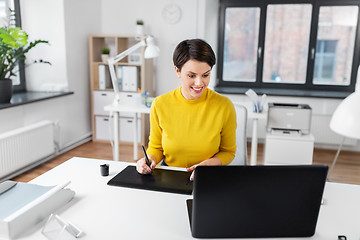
[108,35,159,105]
[328,90,360,178]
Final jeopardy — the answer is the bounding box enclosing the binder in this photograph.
[122,66,138,91]
[116,65,123,91]
[98,65,106,90]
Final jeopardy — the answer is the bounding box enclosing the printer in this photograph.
[266,103,312,134]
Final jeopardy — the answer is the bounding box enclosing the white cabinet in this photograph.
[93,91,142,142]
[95,116,113,140]
[119,118,141,143]
[264,132,314,165]
[89,34,154,144]
[95,116,141,142]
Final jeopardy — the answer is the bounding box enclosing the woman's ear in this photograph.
[175,66,181,78]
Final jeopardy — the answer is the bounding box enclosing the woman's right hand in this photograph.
[136,156,157,174]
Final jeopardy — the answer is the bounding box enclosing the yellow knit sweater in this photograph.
[147,87,237,168]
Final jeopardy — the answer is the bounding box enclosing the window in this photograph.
[0,0,25,92]
[263,4,312,84]
[216,0,360,97]
[314,6,359,86]
[222,7,260,82]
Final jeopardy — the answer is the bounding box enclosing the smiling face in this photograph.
[176,59,212,100]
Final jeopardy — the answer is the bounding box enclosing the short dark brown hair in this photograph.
[173,39,216,71]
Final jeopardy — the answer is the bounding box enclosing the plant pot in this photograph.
[136,25,144,35]
[0,79,13,103]
[101,54,109,63]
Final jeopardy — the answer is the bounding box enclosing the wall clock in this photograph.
[162,3,182,24]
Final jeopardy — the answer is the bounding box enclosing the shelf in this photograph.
[89,34,154,143]
[0,91,73,110]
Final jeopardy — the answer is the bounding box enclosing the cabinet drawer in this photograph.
[119,118,141,143]
[94,91,142,118]
[116,92,142,118]
[95,116,141,142]
[93,91,114,116]
[95,116,115,140]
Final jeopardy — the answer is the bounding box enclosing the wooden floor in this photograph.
[11,141,360,185]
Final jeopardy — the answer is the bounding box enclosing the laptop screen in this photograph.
[188,165,328,238]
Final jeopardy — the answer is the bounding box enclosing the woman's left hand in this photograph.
[186,157,222,181]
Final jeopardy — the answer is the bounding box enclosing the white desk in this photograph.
[18,157,360,239]
[104,103,150,161]
[234,102,267,165]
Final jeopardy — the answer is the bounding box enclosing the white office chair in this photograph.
[229,103,248,166]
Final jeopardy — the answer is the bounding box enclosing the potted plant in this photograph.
[101,47,110,63]
[136,19,144,35]
[0,10,49,103]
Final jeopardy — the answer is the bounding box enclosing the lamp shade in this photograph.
[144,36,160,59]
[330,91,360,139]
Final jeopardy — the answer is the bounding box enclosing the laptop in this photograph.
[107,166,193,195]
[187,165,328,238]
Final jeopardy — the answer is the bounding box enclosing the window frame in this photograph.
[216,0,360,97]
[12,0,26,93]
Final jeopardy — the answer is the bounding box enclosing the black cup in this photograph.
[100,164,109,176]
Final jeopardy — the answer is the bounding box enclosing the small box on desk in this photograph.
[0,181,74,239]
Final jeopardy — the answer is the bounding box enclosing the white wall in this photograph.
[0,0,101,150]
[100,0,218,96]
[21,0,67,91]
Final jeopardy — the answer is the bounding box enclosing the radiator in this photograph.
[0,120,56,179]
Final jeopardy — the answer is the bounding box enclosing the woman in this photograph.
[136,39,237,180]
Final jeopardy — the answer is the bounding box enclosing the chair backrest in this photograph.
[229,103,248,165]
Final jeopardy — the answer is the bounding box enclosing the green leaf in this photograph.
[1,23,50,78]
[0,27,28,48]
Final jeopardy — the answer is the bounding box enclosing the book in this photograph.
[98,65,111,89]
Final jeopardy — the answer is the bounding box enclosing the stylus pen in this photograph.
[141,145,151,167]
